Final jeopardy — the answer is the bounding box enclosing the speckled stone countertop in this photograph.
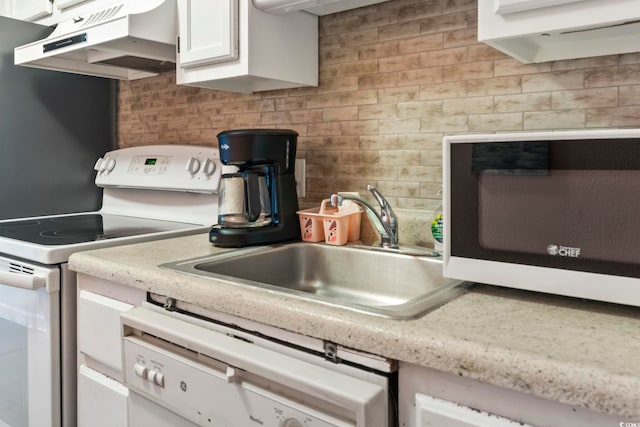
[68,234,640,420]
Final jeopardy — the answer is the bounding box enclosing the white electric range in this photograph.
[0,145,223,427]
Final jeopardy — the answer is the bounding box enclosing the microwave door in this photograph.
[448,136,640,280]
[445,130,640,307]
[478,170,640,264]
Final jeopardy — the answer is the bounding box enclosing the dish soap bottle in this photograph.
[431,189,443,253]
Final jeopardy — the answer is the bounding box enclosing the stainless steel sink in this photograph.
[161,243,471,319]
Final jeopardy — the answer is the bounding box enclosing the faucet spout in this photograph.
[330,185,399,249]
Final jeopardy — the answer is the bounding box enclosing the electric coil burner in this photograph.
[0,145,224,427]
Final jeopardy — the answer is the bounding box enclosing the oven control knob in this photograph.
[105,158,116,172]
[134,364,147,379]
[202,158,217,176]
[186,157,201,174]
[281,419,304,427]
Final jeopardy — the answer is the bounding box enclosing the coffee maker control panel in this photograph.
[95,145,224,193]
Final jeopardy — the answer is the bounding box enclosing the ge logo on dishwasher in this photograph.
[180,381,187,392]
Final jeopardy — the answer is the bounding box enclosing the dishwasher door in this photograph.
[121,307,388,427]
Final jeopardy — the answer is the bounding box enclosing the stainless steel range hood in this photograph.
[14,0,176,80]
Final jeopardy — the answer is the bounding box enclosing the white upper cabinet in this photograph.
[493,0,584,15]
[252,0,388,15]
[0,0,121,25]
[0,0,52,21]
[479,0,640,63]
[55,0,89,10]
[177,0,239,68]
[176,0,318,94]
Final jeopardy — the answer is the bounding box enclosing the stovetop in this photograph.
[0,213,198,246]
[0,212,209,265]
[0,145,224,264]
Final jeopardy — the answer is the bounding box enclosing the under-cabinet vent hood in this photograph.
[14,0,176,80]
[253,0,388,15]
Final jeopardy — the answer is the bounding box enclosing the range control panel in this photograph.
[94,145,227,193]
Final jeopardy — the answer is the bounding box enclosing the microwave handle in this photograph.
[0,271,46,290]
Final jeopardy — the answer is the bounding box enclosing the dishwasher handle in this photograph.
[0,270,46,290]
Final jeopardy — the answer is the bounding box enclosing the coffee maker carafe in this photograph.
[218,171,272,228]
[210,129,301,247]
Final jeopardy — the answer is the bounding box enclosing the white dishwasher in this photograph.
[120,305,393,427]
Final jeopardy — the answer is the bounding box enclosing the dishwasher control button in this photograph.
[281,418,304,427]
[153,372,165,387]
[134,364,147,379]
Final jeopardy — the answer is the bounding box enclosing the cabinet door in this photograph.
[177,0,239,68]
[55,0,92,11]
[416,394,533,427]
[2,0,52,21]
[494,0,586,15]
[77,365,129,427]
[77,290,133,375]
[129,393,198,427]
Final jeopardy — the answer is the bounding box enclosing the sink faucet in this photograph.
[330,185,399,249]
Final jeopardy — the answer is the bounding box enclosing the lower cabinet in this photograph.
[129,393,197,427]
[77,365,128,427]
[398,362,628,427]
[76,274,144,427]
[75,272,629,427]
[415,394,530,427]
[77,289,134,379]
[76,283,197,427]
[75,273,391,426]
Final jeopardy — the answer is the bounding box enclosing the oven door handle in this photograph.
[0,271,46,290]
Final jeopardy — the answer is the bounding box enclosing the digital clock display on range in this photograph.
[145,158,157,166]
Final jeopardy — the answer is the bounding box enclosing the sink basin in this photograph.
[161,243,471,319]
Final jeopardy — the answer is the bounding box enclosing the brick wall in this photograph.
[117,0,640,210]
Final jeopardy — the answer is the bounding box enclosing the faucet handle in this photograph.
[367,185,395,217]
[366,185,398,246]
[327,187,399,249]
[367,184,386,204]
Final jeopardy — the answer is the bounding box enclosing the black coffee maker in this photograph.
[210,129,301,247]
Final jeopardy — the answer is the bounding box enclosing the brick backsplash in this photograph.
[117,0,640,211]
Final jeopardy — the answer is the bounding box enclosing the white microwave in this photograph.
[443,129,640,307]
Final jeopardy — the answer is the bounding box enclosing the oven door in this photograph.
[444,130,640,306]
[0,256,60,427]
